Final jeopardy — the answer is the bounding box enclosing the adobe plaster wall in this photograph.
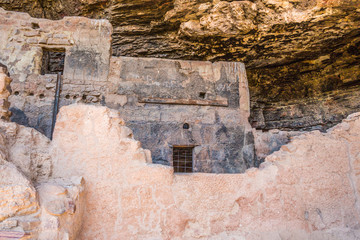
[51,104,360,240]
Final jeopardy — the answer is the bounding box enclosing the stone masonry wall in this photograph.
[0,7,111,137]
[0,8,254,173]
[106,57,254,172]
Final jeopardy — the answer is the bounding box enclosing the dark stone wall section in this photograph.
[127,120,253,173]
[6,56,254,174]
[106,57,254,173]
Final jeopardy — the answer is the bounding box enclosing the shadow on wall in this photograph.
[10,107,29,127]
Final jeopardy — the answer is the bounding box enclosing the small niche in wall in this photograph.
[41,48,65,75]
[173,146,194,173]
[183,123,190,129]
[31,22,40,29]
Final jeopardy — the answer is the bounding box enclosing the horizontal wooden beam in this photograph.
[139,97,228,107]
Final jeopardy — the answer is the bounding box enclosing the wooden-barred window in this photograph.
[173,146,193,173]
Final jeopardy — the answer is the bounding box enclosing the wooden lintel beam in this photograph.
[138,97,228,107]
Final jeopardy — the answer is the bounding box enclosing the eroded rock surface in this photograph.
[0,162,85,240]
[0,137,84,240]
[0,65,84,240]
[0,120,52,183]
[0,163,39,224]
[51,104,360,239]
[36,178,85,240]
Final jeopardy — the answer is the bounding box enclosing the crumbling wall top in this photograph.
[0,7,112,82]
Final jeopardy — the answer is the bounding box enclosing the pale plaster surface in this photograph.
[51,104,360,240]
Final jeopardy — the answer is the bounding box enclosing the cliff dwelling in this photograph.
[0,0,359,239]
[0,9,254,173]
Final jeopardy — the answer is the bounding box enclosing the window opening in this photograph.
[173,146,194,173]
[41,48,65,75]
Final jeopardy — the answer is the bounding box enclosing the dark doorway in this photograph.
[41,48,65,75]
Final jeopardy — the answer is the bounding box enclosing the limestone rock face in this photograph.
[1,0,357,64]
[0,127,84,240]
[0,166,84,239]
[0,120,52,183]
[51,104,360,239]
[0,163,39,223]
